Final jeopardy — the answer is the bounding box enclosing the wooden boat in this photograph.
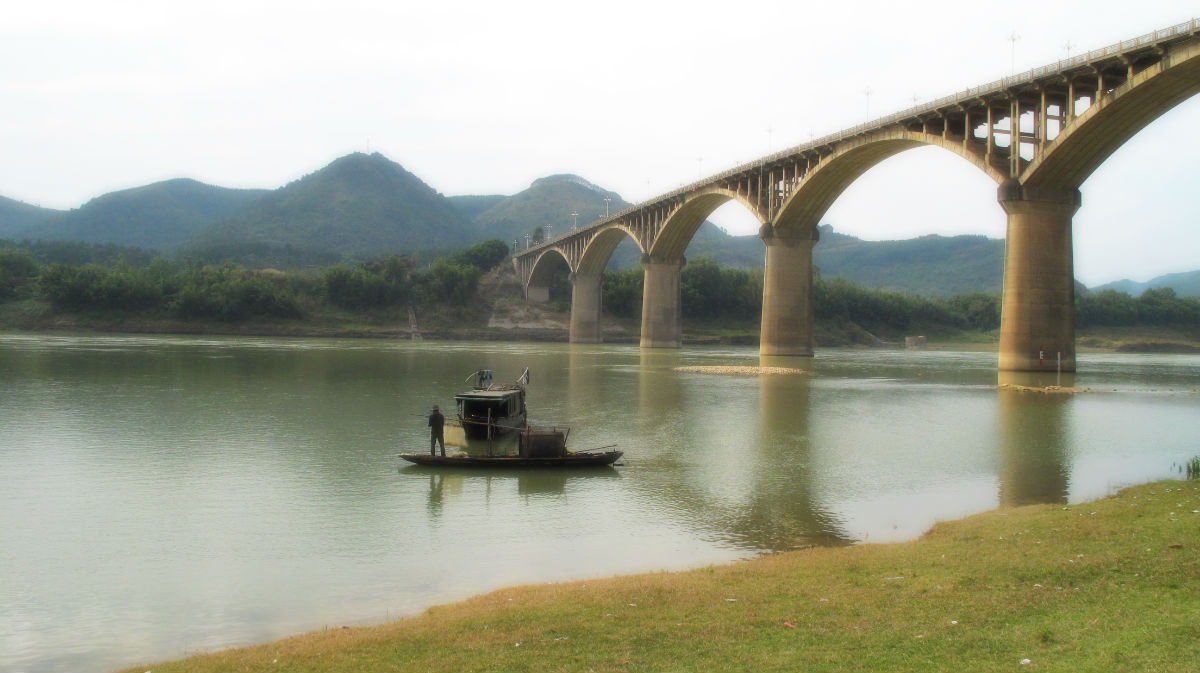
[402,368,622,468]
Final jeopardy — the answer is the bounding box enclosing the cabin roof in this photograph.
[455,388,523,401]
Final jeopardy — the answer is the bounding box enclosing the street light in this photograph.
[603,197,610,218]
[571,211,579,229]
[1009,30,1020,74]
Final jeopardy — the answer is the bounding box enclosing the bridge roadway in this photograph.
[512,19,1200,372]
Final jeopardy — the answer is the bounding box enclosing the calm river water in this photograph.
[2,333,1198,672]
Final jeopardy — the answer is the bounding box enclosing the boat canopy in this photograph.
[455,388,524,424]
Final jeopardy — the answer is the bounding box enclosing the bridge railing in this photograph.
[518,17,1199,256]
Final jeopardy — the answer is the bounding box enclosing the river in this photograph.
[1,333,1197,672]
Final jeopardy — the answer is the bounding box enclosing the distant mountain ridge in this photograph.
[814,229,1004,296]
[1,152,1194,297]
[45,179,267,249]
[1,180,267,249]
[1093,271,1200,298]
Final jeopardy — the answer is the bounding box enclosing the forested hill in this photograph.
[465,174,628,245]
[0,195,63,239]
[19,179,268,250]
[186,152,476,258]
[814,229,1004,296]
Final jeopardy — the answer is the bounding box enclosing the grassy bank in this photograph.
[124,480,1199,672]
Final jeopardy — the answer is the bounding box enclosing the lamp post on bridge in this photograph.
[1009,30,1020,74]
[604,197,610,218]
[571,211,579,229]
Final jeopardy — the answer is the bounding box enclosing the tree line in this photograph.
[0,239,509,323]
[2,238,1197,332]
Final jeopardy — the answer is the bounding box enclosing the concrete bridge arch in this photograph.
[758,133,1010,355]
[637,188,763,348]
[521,247,571,304]
[510,19,1200,371]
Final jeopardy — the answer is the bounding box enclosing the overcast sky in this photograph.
[3,1,1197,285]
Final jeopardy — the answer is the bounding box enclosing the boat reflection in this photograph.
[404,464,621,511]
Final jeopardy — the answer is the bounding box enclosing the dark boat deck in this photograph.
[398,451,623,468]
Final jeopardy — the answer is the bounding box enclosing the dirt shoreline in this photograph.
[4,319,1199,352]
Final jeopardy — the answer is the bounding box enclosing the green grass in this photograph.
[123,480,1200,672]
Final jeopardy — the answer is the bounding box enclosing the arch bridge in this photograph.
[513,19,1200,372]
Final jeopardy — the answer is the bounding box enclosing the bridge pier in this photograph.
[998,183,1081,372]
[759,223,818,357]
[569,271,603,343]
[640,256,683,348]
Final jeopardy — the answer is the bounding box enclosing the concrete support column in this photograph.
[639,255,683,349]
[998,181,1081,372]
[759,223,818,357]
[569,271,603,344]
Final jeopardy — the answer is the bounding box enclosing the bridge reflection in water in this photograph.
[598,351,1084,550]
[997,375,1074,507]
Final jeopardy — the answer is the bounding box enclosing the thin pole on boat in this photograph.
[487,408,493,457]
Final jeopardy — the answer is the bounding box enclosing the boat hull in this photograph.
[398,451,622,468]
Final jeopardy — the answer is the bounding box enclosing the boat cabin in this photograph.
[455,387,526,441]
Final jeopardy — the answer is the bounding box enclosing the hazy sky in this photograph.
[3,1,1197,285]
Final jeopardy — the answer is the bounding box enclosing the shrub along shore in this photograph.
[122,480,1199,673]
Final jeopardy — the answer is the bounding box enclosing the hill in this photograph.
[469,174,628,246]
[445,194,507,219]
[19,179,267,250]
[189,152,476,259]
[0,195,64,239]
[1094,270,1200,298]
[813,228,1005,296]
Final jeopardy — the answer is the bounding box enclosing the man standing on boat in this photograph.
[428,404,445,457]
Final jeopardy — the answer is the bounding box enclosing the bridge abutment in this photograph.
[569,271,603,344]
[998,183,1081,372]
[759,223,818,357]
[640,256,683,348]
